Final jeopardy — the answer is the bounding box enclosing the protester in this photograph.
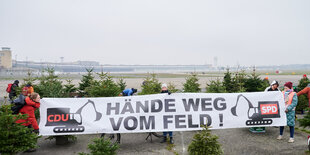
[9,80,19,100]
[303,74,307,79]
[264,80,280,92]
[122,88,138,96]
[16,92,40,134]
[277,82,297,143]
[120,88,137,143]
[297,83,310,108]
[266,80,280,128]
[160,83,174,144]
[101,88,138,143]
[22,84,34,96]
[117,88,137,143]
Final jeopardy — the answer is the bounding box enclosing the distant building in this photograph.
[213,57,218,68]
[0,47,12,69]
[75,61,100,66]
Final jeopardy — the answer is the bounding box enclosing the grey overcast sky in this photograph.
[0,0,309,66]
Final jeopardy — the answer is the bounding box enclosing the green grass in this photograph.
[301,129,310,134]
[164,137,180,155]
[166,143,175,151]
[295,127,310,134]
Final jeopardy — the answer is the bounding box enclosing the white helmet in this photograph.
[271,80,279,86]
[161,83,167,89]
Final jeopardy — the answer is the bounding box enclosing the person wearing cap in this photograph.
[277,82,298,143]
[264,80,280,92]
[303,74,307,79]
[22,84,35,97]
[297,83,310,108]
[160,83,173,144]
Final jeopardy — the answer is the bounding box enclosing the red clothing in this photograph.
[16,97,40,130]
[297,87,310,108]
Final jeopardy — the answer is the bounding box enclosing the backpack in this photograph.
[6,83,13,93]
[11,94,26,114]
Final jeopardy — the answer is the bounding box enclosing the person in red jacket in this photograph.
[297,84,310,108]
[22,84,34,97]
[16,92,40,133]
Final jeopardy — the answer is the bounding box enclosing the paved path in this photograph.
[21,125,309,155]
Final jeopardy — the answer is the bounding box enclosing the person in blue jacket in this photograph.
[277,82,297,143]
[122,88,137,96]
[101,88,137,143]
[160,83,174,144]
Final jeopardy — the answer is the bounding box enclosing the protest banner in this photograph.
[39,92,286,136]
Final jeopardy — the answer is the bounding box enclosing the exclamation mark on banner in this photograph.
[219,114,223,127]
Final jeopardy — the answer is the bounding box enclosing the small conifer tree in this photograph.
[167,82,179,93]
[298,76,310,90]
[139,73,161,95]
[36,68,64,98]
[79,68,95,97]
[232,70,247,92]
[183,73,201,92]
[79,138,119,155]
[86,72,121,97]
[223,69,234,92]
[188,124,223,155]
[223,69,247,93]
[117,78,127,91]
[244,70,268,92]
[63,79,78,97]
[298,109,310,128]
[207,79,226,93]
[23,70,36,86]
[0,100,40,154]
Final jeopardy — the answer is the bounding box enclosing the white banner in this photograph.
[39,92,286,136]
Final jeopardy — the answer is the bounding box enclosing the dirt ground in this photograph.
[19,122,310,155]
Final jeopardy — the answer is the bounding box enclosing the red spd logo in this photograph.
[260,104,278,115]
